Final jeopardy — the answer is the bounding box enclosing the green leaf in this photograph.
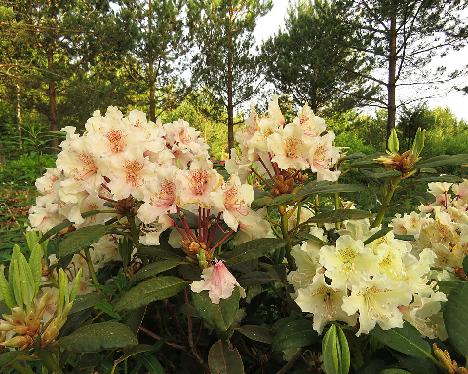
[463,255,468,276]
[0,267,15,308]
[113,345,157,371]
[70,292,106,314]
[28,243,43,294]
[322,324,350,374]
[115,276,187,311]
[223,239,286,266]
[0,351,31,367]
[140,353,164,374]
[59,321,138,352]
[307,209,372,224]
[387,128,399,154]
[138,245,184,260]
[272,317,318,352]
[370,323,433,360]
[95,300,121,319]
[39,219,72,242]
[192,287,241,332]
[415,154,468,168]
[381,370,411,374]
[411,128,425,157]
[208,340,244,374]
[58,224,112,257]
[132,260,184,283]
[443,282,468,357]
[237,325,272,344]
[364,227,393,245]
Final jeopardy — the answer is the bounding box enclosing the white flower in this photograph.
[391,212,425,239]
[342,278,413,336]
[295,274,357,334]
[293,103,326,137]
[176,159,222,207]
[320,235,378,289]
[137,166,178,224]
[307,132,341,181]
[190,261,245,304]
[234,208,274,244]
[427,182,452,198]
[267,123,310,170]
[211,175,254,231]
[288,240,322,290]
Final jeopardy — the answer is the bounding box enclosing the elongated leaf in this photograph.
[140,354,164,374]
[322,325,350,374]
[415,154,468,168]
[307,209,372,224]
[0,351,31,367]
[0,268,15,308]
[59,321,138,352]
[70,292,106,314]
[40,219,72,242]
[443,282,468,357]
[115,276,187,311]
[463,255,468,276]
[364,227,393,245]
[208,340,244,374]
[28,243,43,292]
[58,224,112,257]
[223,239,286,266]
[237,325,272,344]
[370,323,433,360]
[381,370,411,374]
[296,181,364,200]
[132,260,184,283]
[192,287,241,332]
[272,317,318,352]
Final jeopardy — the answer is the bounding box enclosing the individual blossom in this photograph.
[190,260,245,304]
[391,211,426,239]
[293,103,326,136]
[319,235,378,289]
[307,132,341,181]
[137,166,178,224]
[267,123,310,170]
[342,278,413,336]
[211,174,255,231]
[139,214,174,245]
[295,274,356,334]
[176,159,222,207]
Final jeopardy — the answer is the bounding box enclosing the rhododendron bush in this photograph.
[1,98,467,373]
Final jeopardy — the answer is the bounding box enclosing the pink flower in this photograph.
[190,261,245,304]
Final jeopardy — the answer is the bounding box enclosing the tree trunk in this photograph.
[226,0,234,154]
[386,5,398,143]
[16,84,22,150]
[47,45,59,149]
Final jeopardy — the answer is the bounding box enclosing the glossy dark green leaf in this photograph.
[307,209,372,224]
[59,321,138,352]
[272,317,318,352]
[208,340,244,374]
[58,224,112,257]
[237,325,272,344]
[192,287,241,332]
[223,239,286,266]
[370,323,433,359]
[132,260,184,283]
[70,292,105,314]
[415,154,468,168]
[115,276,187,311]
[444,282,468,357]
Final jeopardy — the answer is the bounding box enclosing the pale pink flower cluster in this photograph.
[392,180,468,270]
[29,107,271,255]
[229,96,341,182]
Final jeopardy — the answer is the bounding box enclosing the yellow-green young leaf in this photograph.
[18,248,36,308]
[28,243,43,294]
[387,128,399,154]
[70,268,82,302]
[0,267,15,308]
[10,245,24,307]
[411,128,425,157]
[57,269,68,313]
[322,325,350,374]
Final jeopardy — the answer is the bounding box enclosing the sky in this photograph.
[254,0,468,121]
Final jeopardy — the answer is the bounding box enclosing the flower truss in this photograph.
[289,218,448,338]
[228,96,341,194]
[28,107,271,303]
[392,180,468,271]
